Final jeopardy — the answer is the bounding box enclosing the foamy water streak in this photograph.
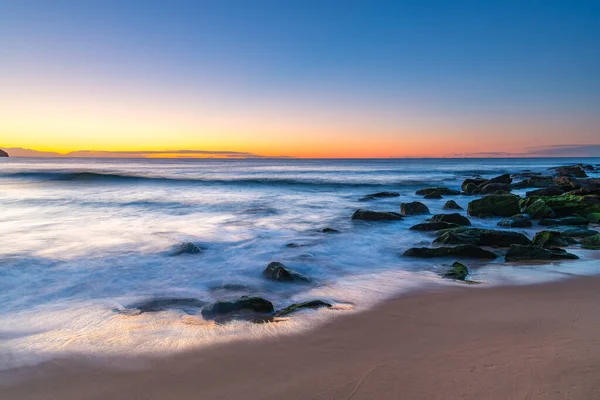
[0,157,599,369]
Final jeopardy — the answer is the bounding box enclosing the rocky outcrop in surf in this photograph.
[0,149,8,157]
[263,262,310,283]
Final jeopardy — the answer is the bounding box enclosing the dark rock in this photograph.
[263,262,310,283]
[552,165,588,178]
[423,193,443,199]
[201,296,274,320]
[351,209,403,221]
[443,200,463,210]
[479,183,511,194]
[487,173,513,185]
[434,227,531,247]
[581,234,600,250]
[540,217,589,226]
[505,245,579,261]
[443,262,469,280]
[171,242,203,256]
[274,300,332,317]
[552,176,581,191]
[462,178,488,193]
[0,149,8,157]
[512,171,542,179]
[526,186,564,197]
[403,245,497,259]
[532,231,575,248]
[415,187,461,196]
[497,214,532,228]
[512,176,554,189]
[430,213,471,226]
[400,202,430,216]
[359,191,400,201]
[554,226,599,238]
[467,194,521,217]
[321,227,340,233]
[410,222,460,231]
[121,298,208,315]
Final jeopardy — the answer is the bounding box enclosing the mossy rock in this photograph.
[505,245,579,262]
[588,213,600,223]
[522,199,555,219]
[462,178,487,193]
[443,261,469,280]
[581,234,600,250]
[274,300,332,317]
[531,230,575,248]
[467,194,520,217]
[434,227,531,247]
[543,195,600,217]
[403,245,497,259]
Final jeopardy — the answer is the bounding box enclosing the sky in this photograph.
[1,0,599,158]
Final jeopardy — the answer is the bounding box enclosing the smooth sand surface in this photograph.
[3,276,600,400]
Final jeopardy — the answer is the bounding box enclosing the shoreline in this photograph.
[3,275,600,399]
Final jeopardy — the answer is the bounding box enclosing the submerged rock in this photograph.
[505,245,579,261]
[430,213,471,226]
[497,214,532,228]
[415,187,461,197]
[263,262,310,283]
[433,227,531,247]
[532,230,575,248]
[588,213,600,223]
[540,217,589,226]
[410,222,460,231]
[467,194,521,217]
[581,234,600,250]
[320,227,340,233]
[403,245,497,259]
[400,202,430,216]
[121,297,208,315]
[424,193,443,199]
[201,296,274,320]
[352,209,403,221]
[359,191,400,201]
[443,200,463,210]
[274,300,332,317]
[443,261,469,280]
[171,242,203,256]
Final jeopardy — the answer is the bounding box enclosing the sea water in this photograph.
[0,157,599,369]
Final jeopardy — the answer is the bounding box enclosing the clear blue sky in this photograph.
[1,0,599,157]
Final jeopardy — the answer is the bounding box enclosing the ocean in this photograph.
[1,157,599,369]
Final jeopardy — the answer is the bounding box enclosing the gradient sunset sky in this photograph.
[1,0,599,158]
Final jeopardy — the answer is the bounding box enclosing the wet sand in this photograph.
[2,275,600,400]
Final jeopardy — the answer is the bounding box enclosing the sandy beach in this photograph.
[2,276,600,400]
